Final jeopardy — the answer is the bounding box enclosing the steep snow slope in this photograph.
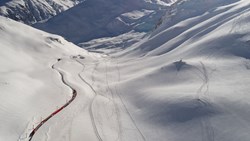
[96,0,250,140]
[122,0,248,56]
[0,0,82,24]
[0,16,90,141]
[0,16,153,141]
[34,0,175,43]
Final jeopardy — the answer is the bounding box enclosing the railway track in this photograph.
[28,58,77,141]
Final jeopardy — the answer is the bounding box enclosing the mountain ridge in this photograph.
[0,0,83,24]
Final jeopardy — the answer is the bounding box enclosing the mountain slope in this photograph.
[0,16,153,141]
[0,0,82,24]
[93,0,250,140]
[1,0,250,141]
[33,0,174,43]
[0,16,90,141]
[120,0,250,57]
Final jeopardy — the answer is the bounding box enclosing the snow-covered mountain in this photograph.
[34,0,175,43]
[1,0,250,141]
[121,0,250,57]
[106,0,250,140]
[0,16,90,141]
[0,0,82,24]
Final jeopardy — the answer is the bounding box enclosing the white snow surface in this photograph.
[1,0,250,141]
[0,16,91,141]
[107,0,250,140]
[79,32,146,50]
[0,0,82,24]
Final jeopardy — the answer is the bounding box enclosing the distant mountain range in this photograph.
[0,0,83,24]
[0,0,177,43]
[33,0,176,43]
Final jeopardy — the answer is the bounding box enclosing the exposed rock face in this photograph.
[0,0,82,24]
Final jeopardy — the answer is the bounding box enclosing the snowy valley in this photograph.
[0,0,250,141]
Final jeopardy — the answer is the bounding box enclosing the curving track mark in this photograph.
[112,57,147,141]
[104,58,122,141]
[195,62,209,102]
[194,62,215,141]
[28,59,77,141]
[74,58,103,141]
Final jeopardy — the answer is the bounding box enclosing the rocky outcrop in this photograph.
[0,0,82,24]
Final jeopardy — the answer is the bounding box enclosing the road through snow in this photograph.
[28,59,77,141]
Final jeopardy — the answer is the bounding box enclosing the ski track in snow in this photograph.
[194,62,215,141]
[112,56,147,141]
[104,57,122,141]
[74,57,103,141]
[27,55,105,141]
[44,127,51,141]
